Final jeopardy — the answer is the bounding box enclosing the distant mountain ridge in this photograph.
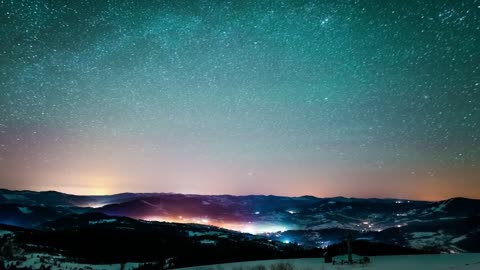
[0,188,479,254]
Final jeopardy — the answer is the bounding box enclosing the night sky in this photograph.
[0,0,479,200]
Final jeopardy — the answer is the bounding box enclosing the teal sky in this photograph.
[0,0,479,200]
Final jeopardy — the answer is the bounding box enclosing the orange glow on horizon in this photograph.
[16,164,479,201]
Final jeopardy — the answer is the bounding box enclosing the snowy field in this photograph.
[3,253,141,270]
[175,254,480,270]
[3,249,479,270]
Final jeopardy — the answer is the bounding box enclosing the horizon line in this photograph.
[1,187,478,202]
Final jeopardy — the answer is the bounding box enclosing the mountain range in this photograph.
[0,188,479,268]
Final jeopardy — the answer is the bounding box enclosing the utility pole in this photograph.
[347,232,353,264]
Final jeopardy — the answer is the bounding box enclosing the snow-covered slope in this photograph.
[175,254,480,270]
[3,253,141,270]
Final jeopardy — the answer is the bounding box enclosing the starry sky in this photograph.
[0,0,479,200]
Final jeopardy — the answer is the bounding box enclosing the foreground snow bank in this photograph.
[175,254,480,270]
[3,253,141,270]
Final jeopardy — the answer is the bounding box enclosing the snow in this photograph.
[0,230,14,237]
[356,237,374,241]
[188,231,223,237]
[88,218,117,225]
[199,239,217,245]
[18,206,32,214]
[431,199,453,213]
[4,253,142,270]
[59,262,141,270]
[410,232,436,238]
[406,209,417,215]
[2,194,28,201]
[439,216,458,220]
[451,235,467,243]
[175,254,480,270]
[408,231,455,250]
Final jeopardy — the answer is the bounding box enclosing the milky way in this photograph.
[0,0,479,199]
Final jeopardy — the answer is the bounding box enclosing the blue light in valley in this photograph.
[319,241,331,249]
